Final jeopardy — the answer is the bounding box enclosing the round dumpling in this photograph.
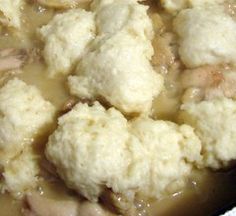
[46,102,202,201]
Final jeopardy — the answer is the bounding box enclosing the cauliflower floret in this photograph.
[161,0,224,12]
[180,98,236,169]
[39,9,95,77]
[46,102,201,201]
[1,149,39,196]
[173,5,236,68]
[0,78,55,165]
[68,0,163,114]
[0,0,23,28]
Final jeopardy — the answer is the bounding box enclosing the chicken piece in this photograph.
[23,192,111,216]
[36,0,91,9]
[101,190,135,215]
[23,192,80,216]
[181,65,236,102]
[152,33,177,71]
[61,98,78,114]
[150,13,165,35]
[79,202,111,216]
[0,48,27,72]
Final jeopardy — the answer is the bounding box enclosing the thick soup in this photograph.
[0,0,236,216]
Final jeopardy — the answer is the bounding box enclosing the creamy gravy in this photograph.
[0,1,236,216]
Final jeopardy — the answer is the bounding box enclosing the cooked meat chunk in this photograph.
[0,48,27,72]
[23,192,79,216]
[79,202,111,216]
[181,65,236,102]
[36,0,91,9]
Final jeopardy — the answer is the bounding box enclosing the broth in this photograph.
[0,1,236,216]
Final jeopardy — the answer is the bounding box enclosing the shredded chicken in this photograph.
[150,13,165,34]
[152,33,178,74]
[101,190,135,215]
[23,192,113,216]
[0,48,27,72]
[23,192,80,216]
[78,202,111,216]
[61,98,78,114]
[101,190,149,216]
[181,65,236,102]
[36,0,91,9]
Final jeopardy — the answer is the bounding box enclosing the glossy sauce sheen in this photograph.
[0,1,236,216]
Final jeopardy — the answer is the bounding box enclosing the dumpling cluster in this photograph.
[180,98,236,169]
[46,102,202,201]
[43,0,236,204]
[39,9,95,77]
[173,4,236,68]
[2,0,236,204]
[173,0,236,169]
[40,0,164,115]
[0,78,55,195]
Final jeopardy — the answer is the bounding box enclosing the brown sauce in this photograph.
[0,1,236,216]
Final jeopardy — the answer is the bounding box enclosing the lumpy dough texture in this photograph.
[173,5,236,68]
[1,149,39,196]
[46,102,202,202]
[0,0,23,28]
[0,78,55,164]
[39,9,95,76]
[180,98,236,169]
[68,0,163,114]
[0,78,55,195]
